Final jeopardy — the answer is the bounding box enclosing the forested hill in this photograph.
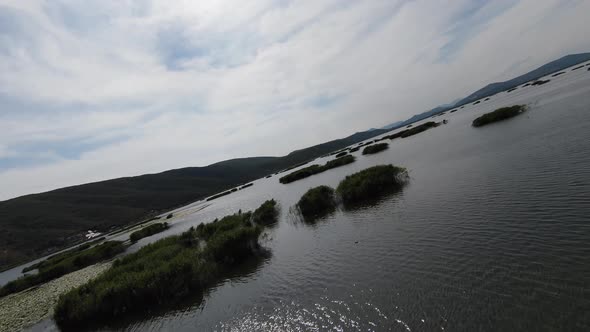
[0,128,387,270]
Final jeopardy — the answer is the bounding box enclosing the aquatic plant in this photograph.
[0,241,125,298]
[129,223,169,243]
[362,143,389,155]
[324,155,355,170]
[53,201,276,329]
[472,105,526,127]
[349,146,360,153]
[240,183,254,189]
[400,121,439,138]
[297,186,336,221]
[336,165,408,206]
[279,164,324,184]
[531,79,550,86]
[251,199,279,226]
[335,151,348,158]
[279,155,355,184]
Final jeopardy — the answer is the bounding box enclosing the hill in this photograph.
[0,128,387,270]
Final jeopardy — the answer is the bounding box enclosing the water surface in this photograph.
[21,63,590,331]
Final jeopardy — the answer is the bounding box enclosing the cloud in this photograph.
[0,0,589,200]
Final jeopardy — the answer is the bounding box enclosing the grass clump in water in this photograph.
[279,155,355,184]
[54,200,276,329]
[336,165,408,206]
[335,151,348,158]
[251,199,279,226]
[400,121,439,138]
[129,222,169,243]
[0,241,125,298]
[472,105,526,127]
[362,143,389,155]
[297,186,336,221]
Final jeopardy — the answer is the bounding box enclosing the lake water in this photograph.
[20,62,590,331]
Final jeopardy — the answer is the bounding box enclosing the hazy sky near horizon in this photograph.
[1,0,589,200]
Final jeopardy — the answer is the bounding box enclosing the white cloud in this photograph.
[0,0,589,200]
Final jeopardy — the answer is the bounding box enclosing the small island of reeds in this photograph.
[279,155,355,184]
[129,222,169,243]
[53,200,277,329]
[400,121,439,138]
[472,105,526,127]
[335,151,348,158]
[362,142,389,155]
[336,165,408,206]
[297,186,336,221]
[251,199,279,226]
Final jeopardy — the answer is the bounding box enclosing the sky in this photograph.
[1,0,589,201]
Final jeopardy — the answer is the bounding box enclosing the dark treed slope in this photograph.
[0,128,388,270]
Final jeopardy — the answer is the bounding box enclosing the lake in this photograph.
[21,63,590,331]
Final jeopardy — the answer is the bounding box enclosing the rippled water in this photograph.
[18,63,590,331]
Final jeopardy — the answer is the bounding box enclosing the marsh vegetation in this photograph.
[362,143,389,155]
[129,223,169,243]
[336,165,408,207]
[53,201,277,329]
[279,155,356,184]
[472,105,526,127]
[297,186,336,221]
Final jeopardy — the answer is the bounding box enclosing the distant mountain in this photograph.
[454,53,590,106]
[0,128,388,270]
[383,53,590,129]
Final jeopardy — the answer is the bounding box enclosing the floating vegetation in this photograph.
[406,124,413,128]
[297,186,336,221]
[166,213,174,219]
[552,71,565,77]
[362,143,389,155]
[400,121,440,138]
[54,201,276,329]
[507,87,517,93]
[335,151,348,158]
[251,199,279,226]
[472,105,526,127]
[0,242,125,298]
[450,109,457,113]
[279,155,356,184]
[240,183,254,189]
[571,65,584,71]
[531,79,550,86]
[349,146,360,153]
[473,101,481,105]
[130,223,169,243]
[484,98,490,101]
[336,165,408,207]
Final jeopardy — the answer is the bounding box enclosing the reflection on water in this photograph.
[17,65,590,331]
